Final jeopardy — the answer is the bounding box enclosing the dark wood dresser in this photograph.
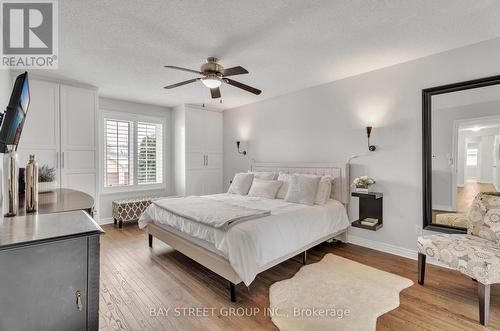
[0,190,103,331]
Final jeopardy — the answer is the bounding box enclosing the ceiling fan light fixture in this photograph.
[201,76,222,88]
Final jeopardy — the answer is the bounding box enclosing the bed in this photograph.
[139,162,350,301]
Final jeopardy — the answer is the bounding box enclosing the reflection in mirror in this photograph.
[431,84,500,230]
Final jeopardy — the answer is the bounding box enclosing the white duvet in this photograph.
[139,193,349,286]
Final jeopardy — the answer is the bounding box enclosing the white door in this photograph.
[185,170,205,195]
[16,79,61,183]
[184,107,223,195]
[203,110,223,153]
[60,85,97,198]
[185,107,206,153]
[203,169,223,194]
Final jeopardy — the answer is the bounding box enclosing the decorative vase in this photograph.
[38,181,57,193]
[355,185,369,193]
[3,146,19,216]
[25,154,38,213]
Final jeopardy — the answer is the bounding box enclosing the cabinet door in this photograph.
[60,85,97,198]
[16,79,60,183]
[186,151,206,170]
[0,237,88,331]
[185,108,206,153]
[203,169,223,195]
[203,110,223,153]
[185,169,206,195]
[205,152,222,170]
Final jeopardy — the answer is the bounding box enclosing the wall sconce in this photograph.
[236,141,247,155]
[366,126,376,151]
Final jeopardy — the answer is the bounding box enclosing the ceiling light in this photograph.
[201,76,222,88]
[471,126,481,132]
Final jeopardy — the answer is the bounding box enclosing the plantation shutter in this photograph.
[137,122,163,184]
[104,119,133,186]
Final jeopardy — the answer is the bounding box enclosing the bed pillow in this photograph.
[248,179,283,199]
[228,173,254,195]
[248,171,277,180]
[315,176,333,205]
[276,173,292,199]
[284,175,321,205]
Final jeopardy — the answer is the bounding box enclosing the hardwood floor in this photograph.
[99,224,499,330]
[457,180,497,213]
[432,180,497,224]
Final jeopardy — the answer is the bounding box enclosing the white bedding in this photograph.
[153,196,271,229]
[139,193,349,285]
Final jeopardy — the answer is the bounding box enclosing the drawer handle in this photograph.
[76,291,83,311]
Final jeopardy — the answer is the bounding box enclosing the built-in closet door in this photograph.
[183,107,223,195]
[203,110,223,193]
[60,85,97,198]
[203,110,222,153]
[185,107,206,172]
[203,169,223,194]
[16,79,61,183]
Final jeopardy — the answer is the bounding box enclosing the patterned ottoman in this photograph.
[435,212,468,228]
[112,197,160,228]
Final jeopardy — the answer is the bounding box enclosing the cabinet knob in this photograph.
[76,291,83,311]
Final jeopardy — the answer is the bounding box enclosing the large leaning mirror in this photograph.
[423,75,500,233]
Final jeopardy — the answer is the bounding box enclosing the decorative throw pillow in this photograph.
[315,176,333,205]
[228,173,254,195]
[248,179,283,199]
[284,175,321,206]
[248,171,277,180]
[276,173,292,199]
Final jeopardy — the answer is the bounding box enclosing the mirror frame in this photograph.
[422,74,500,233]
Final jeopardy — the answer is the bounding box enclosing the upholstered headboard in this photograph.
[250,162,350,204]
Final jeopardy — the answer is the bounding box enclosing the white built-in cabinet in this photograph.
[17,78,98,199]
[174,104,223,196]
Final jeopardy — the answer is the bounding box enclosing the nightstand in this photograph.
[351,191,383,231]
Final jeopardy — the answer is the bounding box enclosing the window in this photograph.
[102,112,165,191]
[466,148,478,166]
[105,119,133,187]
[137,122,163,185]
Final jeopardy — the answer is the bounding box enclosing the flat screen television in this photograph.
[0,72,30,153]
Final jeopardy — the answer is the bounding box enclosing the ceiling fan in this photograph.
[163,57,262,99]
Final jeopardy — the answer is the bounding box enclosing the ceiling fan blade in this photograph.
[222,66,249,77]
[163,78,199,89]
[224,78,261,95]
[210,87,221,99]
[164,65,202,75]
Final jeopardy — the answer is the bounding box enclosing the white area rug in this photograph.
[269,254,413,331]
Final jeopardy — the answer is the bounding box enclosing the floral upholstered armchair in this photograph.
[417,192,500,326]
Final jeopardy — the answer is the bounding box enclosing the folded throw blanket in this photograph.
[152,196,271,230]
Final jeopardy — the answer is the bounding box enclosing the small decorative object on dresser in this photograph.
[38,165,57,193]
[353,176,375,193]
[24,154,38,213]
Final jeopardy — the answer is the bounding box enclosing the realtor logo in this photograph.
[1,0,58,68]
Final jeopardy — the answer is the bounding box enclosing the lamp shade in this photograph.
[201,77,222,88]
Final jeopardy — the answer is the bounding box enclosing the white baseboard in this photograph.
[346,234,452,269]
[97,217,115,225]
[347,235,417,260]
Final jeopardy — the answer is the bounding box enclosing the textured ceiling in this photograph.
[37,0,500,110]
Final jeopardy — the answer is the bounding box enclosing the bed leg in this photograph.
[230,282,236,303]
[303,250,307,265]
[148,234,153,248]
